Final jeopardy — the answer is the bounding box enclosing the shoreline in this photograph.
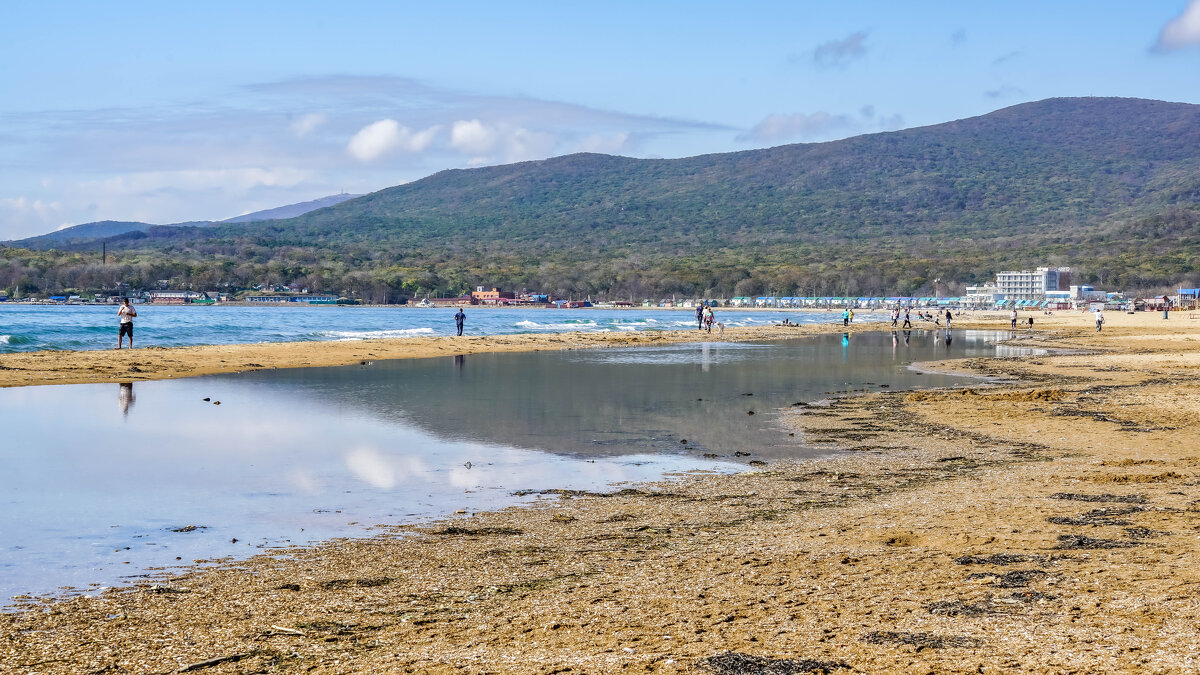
[3,312,1200,672]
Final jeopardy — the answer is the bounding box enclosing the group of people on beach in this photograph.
[695,303,721,333]
[887,307,953,330]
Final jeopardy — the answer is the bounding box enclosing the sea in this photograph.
[0,304,847,353]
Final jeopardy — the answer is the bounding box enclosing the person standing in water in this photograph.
[116,298,137,349]
[454,307,466,336]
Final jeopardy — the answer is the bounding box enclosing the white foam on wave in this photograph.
[515,320,599,331]
[318,328,436,340]
[0,335,10,344]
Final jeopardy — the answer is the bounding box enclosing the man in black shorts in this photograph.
[117,298,137,349]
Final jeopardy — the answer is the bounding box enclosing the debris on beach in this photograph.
[1053,534,1140,549]
[863,630,984,649]
[1049,492,1146,503]
[698,651,851,674]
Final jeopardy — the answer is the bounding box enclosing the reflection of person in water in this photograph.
[118,382,135,417]
[944,330,953,347]
[454,354,465,370]
[903,330,911,346]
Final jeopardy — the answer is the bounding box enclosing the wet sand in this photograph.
[4,310,1200,673]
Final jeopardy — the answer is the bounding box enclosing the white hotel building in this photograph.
[995,267,1072,301]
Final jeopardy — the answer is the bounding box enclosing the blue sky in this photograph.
[2,0,1199,239]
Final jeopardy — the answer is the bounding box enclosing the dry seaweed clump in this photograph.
[863,630,984,649]
[698,651,851,674]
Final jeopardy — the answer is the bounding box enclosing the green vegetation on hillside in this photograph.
[4,97,1200,300]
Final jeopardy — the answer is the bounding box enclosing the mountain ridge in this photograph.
[4,97,1200,299]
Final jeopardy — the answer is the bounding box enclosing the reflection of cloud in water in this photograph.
[286,468,322,494]
[345,447,398,489]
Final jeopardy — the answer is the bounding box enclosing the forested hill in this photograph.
[6,97,1200,299]
[263,96,1200,250]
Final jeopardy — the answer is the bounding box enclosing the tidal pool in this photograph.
[0,330,1029,603]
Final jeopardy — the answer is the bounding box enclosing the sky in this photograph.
[1,0,1199,240]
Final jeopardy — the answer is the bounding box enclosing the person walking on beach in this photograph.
[902,308,912,329]
[696,304,704,330]
[945,309,953,329]
[848,308,855,323]
[890,307,899,328]
[1095,308,1105,332]
[454,307,465,336]
[1163,295,1171,319]
[1010,307,1018,330]
[116,298,136,349]
[703,306,715,333]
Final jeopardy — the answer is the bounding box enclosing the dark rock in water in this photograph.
[680,439,688,444]
[734,451,752,457]
[747,410,755,415]
[749,460,767,467]
[698,651,850,674]
[171,525,205,533]
[213,400,221,405]
[202,397,210,401]
[742,393,754,396]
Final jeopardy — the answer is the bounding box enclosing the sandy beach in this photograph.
[4,310,1200,673]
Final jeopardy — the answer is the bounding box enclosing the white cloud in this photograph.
[450,119,497,155]
[741,112,856,143]
[740,108,905,144]
[347,119,440,161]
[78,167,312,196]
[574,132,631,154]
[0,197,64,237]
[1155,0,1200,52]
[450,119,556,163]
[289,113,326,137]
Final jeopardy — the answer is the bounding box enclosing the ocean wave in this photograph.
[515,320,599,331]
[314,328,436,340]
[0,334,34,345]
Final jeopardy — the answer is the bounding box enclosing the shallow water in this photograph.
[0,330,1030,603]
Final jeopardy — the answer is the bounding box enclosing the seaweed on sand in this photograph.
[698,652,850,674]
